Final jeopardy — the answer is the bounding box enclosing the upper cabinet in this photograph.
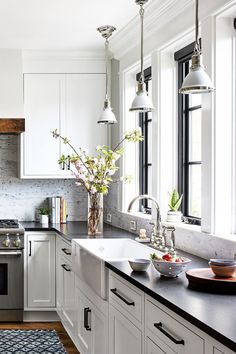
[20,73,107,179]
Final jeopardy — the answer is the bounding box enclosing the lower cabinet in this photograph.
[109,304,142,354]
[25,232,55,308]
[76,286,108,354]
[56,236,76,335]
[146,337,175,354]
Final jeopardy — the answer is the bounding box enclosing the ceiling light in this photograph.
[130,0,154,112]
[97,25,117,124]
[180,0,214,94]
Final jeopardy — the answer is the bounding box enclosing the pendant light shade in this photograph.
[180,0,214,95]
[97,25,117,124]
[130,82,154,112]
[180,53,214,94]
[98,100,117,124]
[130,0,154,112]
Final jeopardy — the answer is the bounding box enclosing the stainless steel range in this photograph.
[0,219,24,321]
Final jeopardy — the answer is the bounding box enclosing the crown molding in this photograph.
[110,0,194,60]
[110,0,235,63]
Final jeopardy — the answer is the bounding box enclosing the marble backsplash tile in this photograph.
[0,135,87,221]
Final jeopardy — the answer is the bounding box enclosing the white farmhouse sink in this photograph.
[72,238,162,300]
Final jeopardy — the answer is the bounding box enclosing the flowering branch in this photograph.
[51,128,143,195]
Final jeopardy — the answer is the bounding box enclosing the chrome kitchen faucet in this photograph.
[127,194,163,247]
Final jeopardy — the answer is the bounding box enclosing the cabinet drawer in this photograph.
[146,299,204,354]
[109,273,143,324]
[146,336,176,354]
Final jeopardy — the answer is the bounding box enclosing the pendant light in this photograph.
[97,25,117,124]
[180,0,214,94]
[130,0,154,112]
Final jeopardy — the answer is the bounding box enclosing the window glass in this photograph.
[138,67,152,213]
[175,42,202,224]
[189,109,202,162]
[188,164,201,218]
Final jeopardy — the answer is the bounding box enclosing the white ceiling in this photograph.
[0,0,141,51]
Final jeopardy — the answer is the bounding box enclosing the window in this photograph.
[175,43,202,225]
[138,67,152,213]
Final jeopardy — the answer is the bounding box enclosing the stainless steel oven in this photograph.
[0,220,24,321]
[0,250,23,321]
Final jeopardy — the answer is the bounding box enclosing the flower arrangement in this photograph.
[52,128,143,235]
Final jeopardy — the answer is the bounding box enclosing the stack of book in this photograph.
[48,196,67,224]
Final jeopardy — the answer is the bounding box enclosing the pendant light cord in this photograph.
[194,0,200,54]
[139,5,144,84]
[105,39,109,100]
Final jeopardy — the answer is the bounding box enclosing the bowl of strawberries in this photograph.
[150,252,191,278]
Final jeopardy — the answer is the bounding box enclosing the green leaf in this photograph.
[169,189,183,211]
[173,194,183,211]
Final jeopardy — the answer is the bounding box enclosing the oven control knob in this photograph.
[13,235,21,248]
[2,234,10,247]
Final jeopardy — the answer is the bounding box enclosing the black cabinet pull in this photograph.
[62,248,71,255]
[84,307,91,331]
[29,241,32,257]
[61,264,71,272]
[110,288,135,306]
[154,322,185,345]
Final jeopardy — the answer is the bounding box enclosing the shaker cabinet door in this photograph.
[27,233,55,308]
[109,304,142,354]
[22,74,67,178]
[63,73,107,156]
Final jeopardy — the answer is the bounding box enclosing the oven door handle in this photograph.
[0,251,22,256]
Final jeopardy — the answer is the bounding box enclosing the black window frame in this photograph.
[175,43,202,225]
[138,67,152,213]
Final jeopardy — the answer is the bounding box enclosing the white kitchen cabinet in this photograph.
[109,303,142,354]
[63,74,107,155]
[214,349,224,354]
[61,257,76,330]
[26,232,55,308]
[146,337,175,354]
[76,286,108,354]
[56,236,76,335]
[145,297,204,354]
[211,342,235,354]
[21,74,67,178]
[21,73,107,178]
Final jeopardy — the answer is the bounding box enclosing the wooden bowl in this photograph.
[209,263,236,278]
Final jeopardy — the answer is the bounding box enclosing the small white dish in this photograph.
[128,258,151,272]
[135,237,151,243]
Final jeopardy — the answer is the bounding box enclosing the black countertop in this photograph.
[21,221,236,352]
[106,254,236,352]
[21,221,135,243]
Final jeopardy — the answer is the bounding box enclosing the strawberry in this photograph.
[162,253,173,261]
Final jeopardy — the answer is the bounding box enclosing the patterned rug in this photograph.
[0,329,67,353]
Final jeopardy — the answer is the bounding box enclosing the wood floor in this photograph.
[0,322,80,354]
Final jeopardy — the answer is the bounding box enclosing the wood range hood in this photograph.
[0,118,25,134]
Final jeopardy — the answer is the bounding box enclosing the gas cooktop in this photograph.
[0,219,20,229]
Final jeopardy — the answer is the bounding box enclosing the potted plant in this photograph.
[38,207,50,224]
[167,189,183,223]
